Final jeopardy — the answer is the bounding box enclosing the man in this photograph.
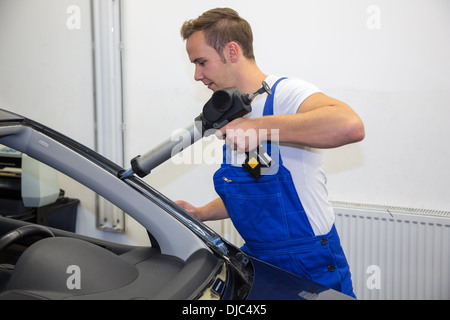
[176,8,364,297]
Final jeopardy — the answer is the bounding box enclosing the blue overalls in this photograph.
[213,78,356,297]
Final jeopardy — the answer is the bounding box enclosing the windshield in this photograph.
[0,145,149,245]
[0,110,228,259]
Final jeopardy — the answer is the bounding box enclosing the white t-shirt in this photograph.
[239,75,335,236]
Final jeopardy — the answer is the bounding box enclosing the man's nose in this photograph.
[194,66,203,81]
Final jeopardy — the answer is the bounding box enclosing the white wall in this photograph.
[0,0,94,143]
[0,0,144,245]
[121,0,450,223]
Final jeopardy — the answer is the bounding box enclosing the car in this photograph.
[0,107,352,300]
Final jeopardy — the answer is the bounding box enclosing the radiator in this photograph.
[332,201,450,300]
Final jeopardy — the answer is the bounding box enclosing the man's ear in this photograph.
[225,42,240,63]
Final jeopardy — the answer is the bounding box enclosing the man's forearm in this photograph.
[218,92,365,151]
[199,198,229,222]
[257,107,364,148]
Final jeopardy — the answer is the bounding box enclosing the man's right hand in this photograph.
[175,198,229,222]
[175,200,203,221]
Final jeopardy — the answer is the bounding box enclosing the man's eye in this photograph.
[198,61,206,66]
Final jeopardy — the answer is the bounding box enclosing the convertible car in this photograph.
[0,108,352,300]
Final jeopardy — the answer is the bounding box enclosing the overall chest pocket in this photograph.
[226,186,287,243]
[214,168,314,243]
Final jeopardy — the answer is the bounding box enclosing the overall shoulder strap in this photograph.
[263,77,288,116]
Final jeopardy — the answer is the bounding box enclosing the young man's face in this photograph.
[186,31,235,92]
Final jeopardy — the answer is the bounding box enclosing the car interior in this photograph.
[0,112,233,300]
[0,217,223,300]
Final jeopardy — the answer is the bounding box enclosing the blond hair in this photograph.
[180,8,255,61]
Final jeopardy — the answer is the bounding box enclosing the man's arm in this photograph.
[217,92,365,151]
[175,198,229,222]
